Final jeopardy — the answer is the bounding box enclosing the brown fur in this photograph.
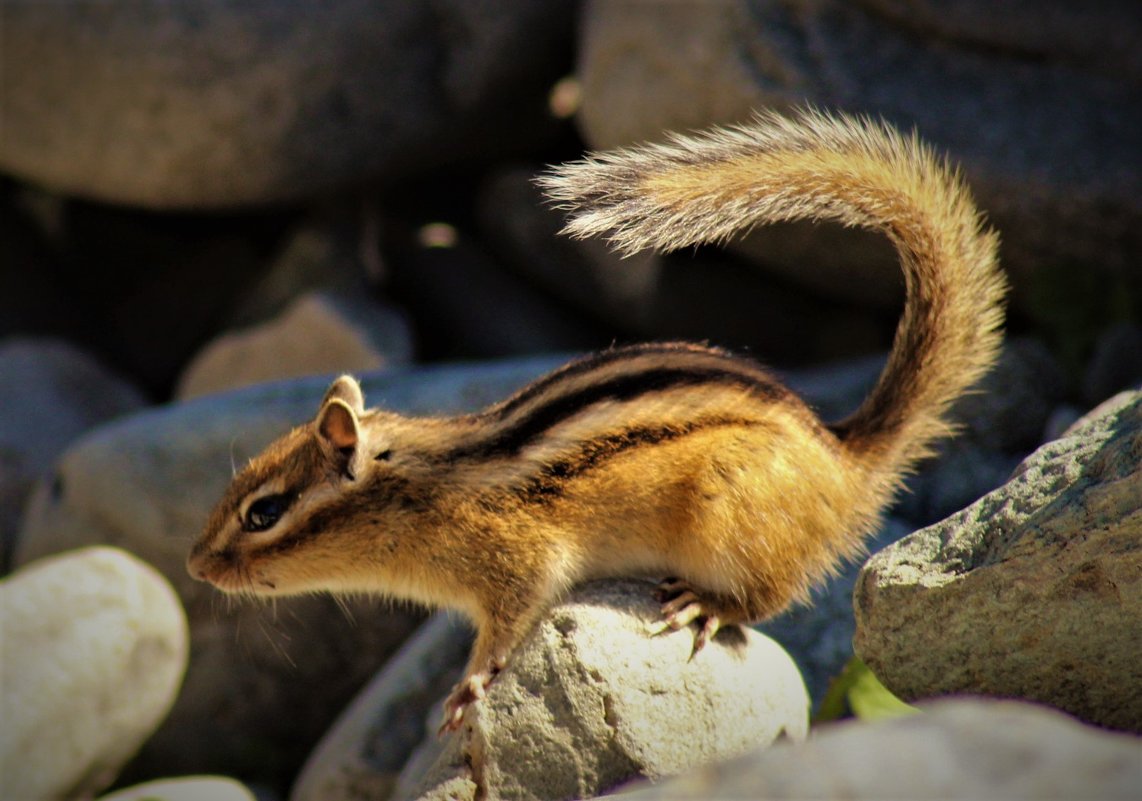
[188,109,1006,732]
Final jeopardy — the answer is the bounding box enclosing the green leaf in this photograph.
[847,657,920,720]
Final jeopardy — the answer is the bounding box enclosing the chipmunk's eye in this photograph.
[243,493,294,533]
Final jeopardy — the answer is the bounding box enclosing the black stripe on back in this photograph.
[489,342,737,420]
[449,361,785,463]
[517,416,763,504]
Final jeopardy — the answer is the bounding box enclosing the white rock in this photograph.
[98,776,256,801]
[0,547,188,800]
[176,290,413,400]
[402,580,809,801]
[615,697,1142,800]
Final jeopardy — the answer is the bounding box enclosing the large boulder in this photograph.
[572,0,1141,312]
[0,3,575,207]
[1,547,188,800]
[854,389,1142,732]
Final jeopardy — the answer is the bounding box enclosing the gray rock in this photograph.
[14,357,565,792]
[176,289,413,400]
[0,3,575,207]
[292,615,472,801]
[757,517,911,707]
[476,167,885,364]
[952,338,1068,452]
[574,0,1141,311]
[401,580,808,801]
[894,338,1067,527]
[388,227,606,360]
[615,697,1142,800]
[0,338,146,573]
[1083,322,1142,407]
[98,776,257,801]
[854,389,1142,732]
[1042,404,1084,444]
[1,546,188,801]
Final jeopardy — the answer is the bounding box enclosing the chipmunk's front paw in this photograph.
[438,666,499,735]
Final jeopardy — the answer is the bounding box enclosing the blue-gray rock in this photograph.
[0,338,146,573]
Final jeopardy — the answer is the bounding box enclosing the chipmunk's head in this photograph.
[187,375,417,596]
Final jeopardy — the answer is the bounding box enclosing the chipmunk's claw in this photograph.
[650,577,724,658]
[438,670,491,736]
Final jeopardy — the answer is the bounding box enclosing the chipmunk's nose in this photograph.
[186,545,210,581]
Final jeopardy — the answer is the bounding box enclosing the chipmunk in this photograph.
[187,109,1006,733]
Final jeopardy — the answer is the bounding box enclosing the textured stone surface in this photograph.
[615,698,1142,800]
[1,547,188,800]
[14,357,564,791]
[573,0,1142,309]
[0,338,146,572]
[402,580,808,801]
[0,2,575,207]
[176,290,413,399]
[854,390,1142,732]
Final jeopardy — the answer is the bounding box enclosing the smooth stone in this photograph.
[614,697,1142,800]
[97,776,257,801]
[176,289,413,400]
[0,3,575,207]
[1,546,188,800]
[0,337,146,572]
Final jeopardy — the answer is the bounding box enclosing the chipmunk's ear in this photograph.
[320,375,365,417]
[317,378,366,479]
[318,398,359,452]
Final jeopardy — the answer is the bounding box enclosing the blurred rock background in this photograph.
[1,2,1139,799]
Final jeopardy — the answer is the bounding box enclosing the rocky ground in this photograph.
[2,3,1140,801]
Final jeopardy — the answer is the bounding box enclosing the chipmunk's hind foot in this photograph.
[651,576,743,657]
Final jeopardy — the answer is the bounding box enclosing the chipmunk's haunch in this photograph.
[188,110,1006,733]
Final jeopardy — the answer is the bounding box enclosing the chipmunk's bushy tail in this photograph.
[538,108,1006,489]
